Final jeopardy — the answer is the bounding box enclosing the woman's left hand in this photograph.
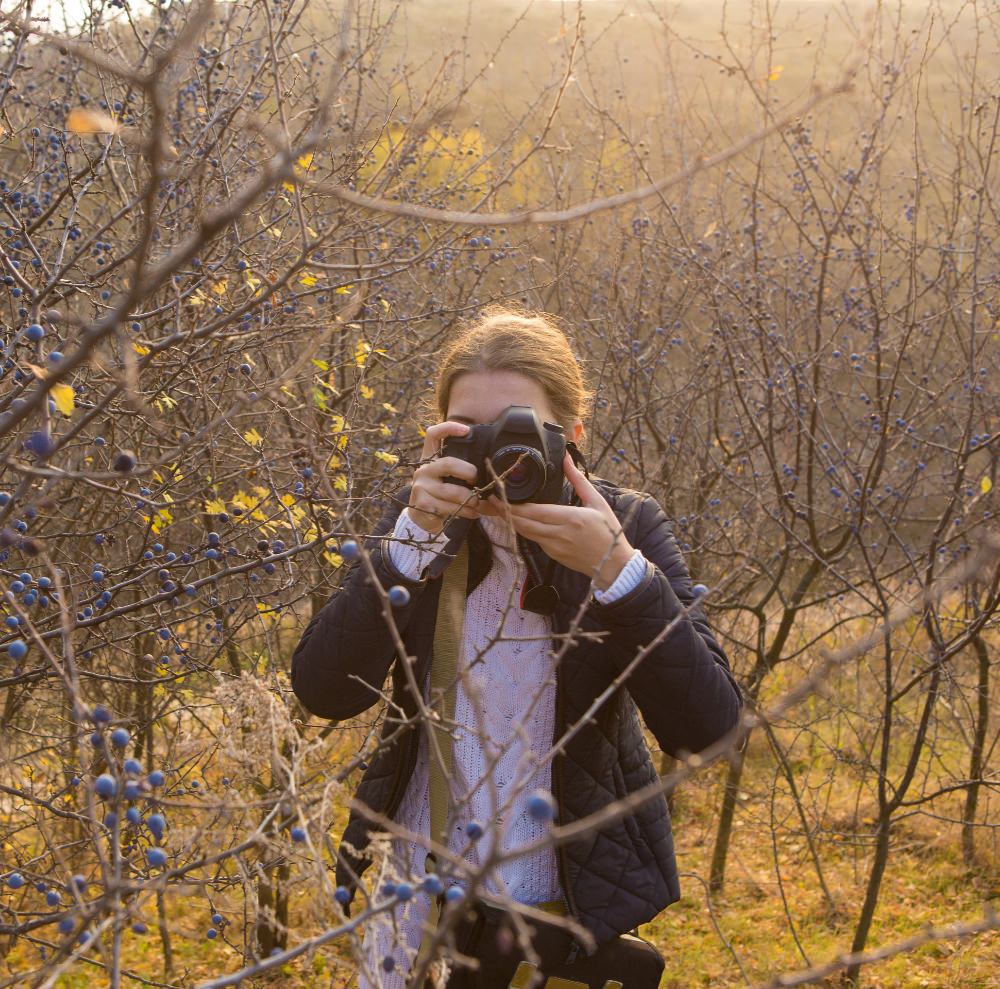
[485,453,636,591]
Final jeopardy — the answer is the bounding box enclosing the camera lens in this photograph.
[489,446,545,503]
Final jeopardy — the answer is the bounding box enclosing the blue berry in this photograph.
[94,774,116,798]
[423,874,444,896]
[289,826,306,843]
[147,769,165,787]
[334,886,351,905]
[6,872,24,889]
[526,790,556,822]
[395,882,413,901]
[7,639,27,660]
[341,540,360,561]
[146,847,167,867]
[388,585,410,607]
[26,323,45,341]
[445,886,465,903]
[466,821,484,840]
[110,727,129,747]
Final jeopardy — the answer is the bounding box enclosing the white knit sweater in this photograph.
[358,509,645,988]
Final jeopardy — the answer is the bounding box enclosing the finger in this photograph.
[420,421,470,459]
[419,455,478,485]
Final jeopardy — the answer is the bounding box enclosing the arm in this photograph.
[290,492,435,720]
[585,491,743,757]
[293,420,483,721]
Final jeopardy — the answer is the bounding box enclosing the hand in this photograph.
[488,453,635,591]
[407,421,484,534]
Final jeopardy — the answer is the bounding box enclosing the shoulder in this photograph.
[586,476,668,534]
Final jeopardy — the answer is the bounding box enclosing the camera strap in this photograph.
[565,441,589,478]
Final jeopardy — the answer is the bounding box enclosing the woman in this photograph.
[291,309,742,988]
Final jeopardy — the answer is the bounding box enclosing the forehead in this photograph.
[446,371,554,424]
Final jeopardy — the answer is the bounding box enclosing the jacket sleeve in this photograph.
[290,489,432,720]
[584,492,742,757]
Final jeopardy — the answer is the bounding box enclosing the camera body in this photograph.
[442,405,567,504]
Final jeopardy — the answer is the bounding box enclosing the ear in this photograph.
[567,420,583,443]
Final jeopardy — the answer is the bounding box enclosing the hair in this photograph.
[435,307,590,429]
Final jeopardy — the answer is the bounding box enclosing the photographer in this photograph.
[291,309,742,988]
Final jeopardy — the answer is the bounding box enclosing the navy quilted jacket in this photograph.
[291,478,742,944]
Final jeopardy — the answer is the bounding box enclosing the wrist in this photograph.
[407,504,444,534]
[595,540,636,592]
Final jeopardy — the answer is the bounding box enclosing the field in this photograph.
[1,0,998,986]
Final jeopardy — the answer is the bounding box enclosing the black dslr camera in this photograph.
[442,405,567,504]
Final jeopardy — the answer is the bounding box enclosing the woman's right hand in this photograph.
[407,421,482,534]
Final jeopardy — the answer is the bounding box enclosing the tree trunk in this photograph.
[962,634,990,866]
[843,813,891,986]
[709,743,746,894]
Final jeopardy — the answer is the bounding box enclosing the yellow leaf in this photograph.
[312,359,329,371]
[51,382,75,416]
[66,107,121,135]
[244,428,264,448]
[335,284,354,295]
[324,551,344,568]
[354,341,372,366]
[232,491,257,511]
[204,498,228,515]
[382,402,398,413]
[246,274,261,290]
[297,153,314,171]
[375,450,398,465]
[282,182,296,193]
[982,477,993,494]
[702,221,717,240]
[330,414,345,433]
[332,475,347,491]
[213,280,228,295]
[300,273,318,287]
[134,342,150,356]
[768,65,784,81]
[360,384,374,399]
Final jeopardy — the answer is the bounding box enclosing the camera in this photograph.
[441,405,567,504]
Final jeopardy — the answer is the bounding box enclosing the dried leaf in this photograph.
[66,107,121,135]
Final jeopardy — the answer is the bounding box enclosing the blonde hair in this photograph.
[435,307,590,428]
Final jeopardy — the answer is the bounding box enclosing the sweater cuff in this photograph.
[387,508,451,580]
[593,548,646,604]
